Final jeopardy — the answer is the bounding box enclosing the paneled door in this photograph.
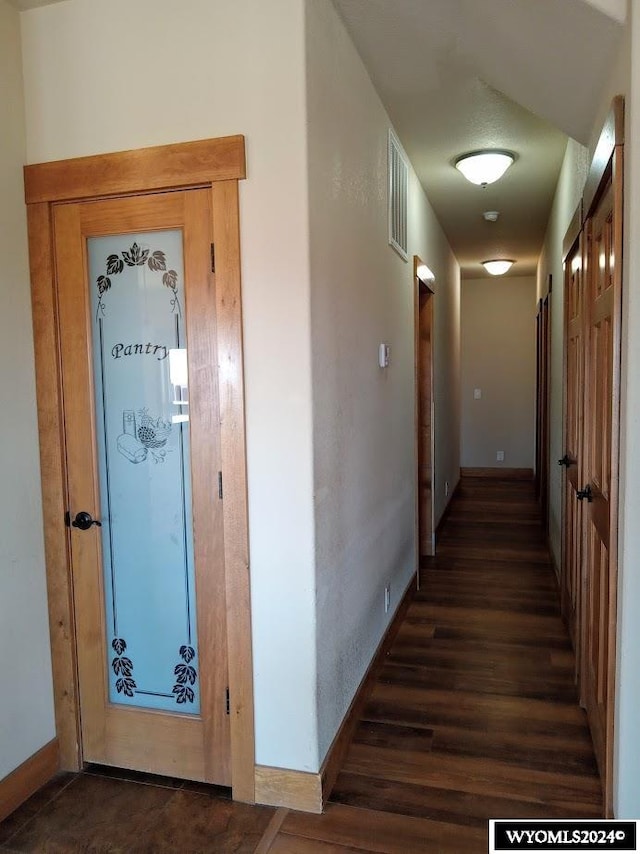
[580,166,622,809]
[559,99,623,815]
[53,189,230,783]
[561,233,584,659]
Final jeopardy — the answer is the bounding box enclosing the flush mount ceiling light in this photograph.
[482,259,515,276]
[455,150,515,186]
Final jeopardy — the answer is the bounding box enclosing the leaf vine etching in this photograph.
[172,645,197,704]
[122,243,149,267]
[107,254,124,275]
[95,244,182,319]
[111,637,137,697]
[162,269,181,316]
[148,250,166,271]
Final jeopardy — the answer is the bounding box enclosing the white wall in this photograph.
[461,276,536,470]
[0,0,55,780]
[305,0,460,762]
[427,228,462,526]
[536,139,589,566]
[614,0,640,820]
[537,0,628,572]
[537,6,640,816]
[20,0,461,777]
[20,0,318,773]
[576,0,638,818]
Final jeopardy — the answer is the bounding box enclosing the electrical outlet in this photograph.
[496,451,505,462]
[445,480,450,497]
[384,585,391,613]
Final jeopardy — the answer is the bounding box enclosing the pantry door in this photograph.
[53,189,230,783]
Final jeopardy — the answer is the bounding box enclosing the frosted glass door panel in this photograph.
[88,231,199,714]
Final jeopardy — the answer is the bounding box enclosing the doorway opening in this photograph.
[414,257,436,568]
[535,288,551,533]
[24,136,255,803]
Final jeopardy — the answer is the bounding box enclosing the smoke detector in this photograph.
[483,211,500,222]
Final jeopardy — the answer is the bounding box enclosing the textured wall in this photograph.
[614,3,640,820]
[536,10,629,571]
[461,276,537,470]
[306,0,460,764]
[0,0,55,780]
[20,0,318,772]
[536,139,589,567]
[536,10,640,815]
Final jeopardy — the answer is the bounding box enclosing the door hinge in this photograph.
[218,471,223,500]
[211,243,216,274]
[64,510,71,528]
[226,687,230,715]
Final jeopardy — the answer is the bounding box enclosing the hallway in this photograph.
[0,476,601,853]
[279,474,602,850]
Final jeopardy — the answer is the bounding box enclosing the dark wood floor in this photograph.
[0,475,601,853]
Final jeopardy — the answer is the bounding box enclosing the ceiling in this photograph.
[10,0,626,278]
[9,0,65,8]
[332,0,627,278]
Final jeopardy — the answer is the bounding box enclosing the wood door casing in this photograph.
[561,234,584,659]
[418,288,434,558]
[582,166,621,813]
[24,137,255,802]
[414,256,435,570]
[535,303,542,497]
[536,294,550,532]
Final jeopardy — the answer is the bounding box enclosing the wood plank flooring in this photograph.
[273,475,602,852]
[0,475,601,852]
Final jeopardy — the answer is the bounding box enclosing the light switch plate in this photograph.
[474,388,482,399]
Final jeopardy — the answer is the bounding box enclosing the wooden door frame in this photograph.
[535,301,542,496]
[560,205,584,674]
[535,288,551,534]
[583,115,623,817]
[23,136,255,803]
[414,256,436,578]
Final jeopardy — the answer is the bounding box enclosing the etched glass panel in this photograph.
[88,231,199,713]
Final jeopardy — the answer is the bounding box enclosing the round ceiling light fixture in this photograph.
[483,210,500,222]
[455,150,515,186]
[482,259,515,276]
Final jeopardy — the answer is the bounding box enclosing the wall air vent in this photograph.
[388,128,409,261]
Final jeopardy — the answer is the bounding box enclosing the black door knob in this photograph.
[558,455,572,467]
[576,485,593,503]
[71,511,102,530]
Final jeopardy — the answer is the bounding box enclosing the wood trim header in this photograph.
[562,200,583,262]
[583,96,624,218]
[24,135,246,205]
